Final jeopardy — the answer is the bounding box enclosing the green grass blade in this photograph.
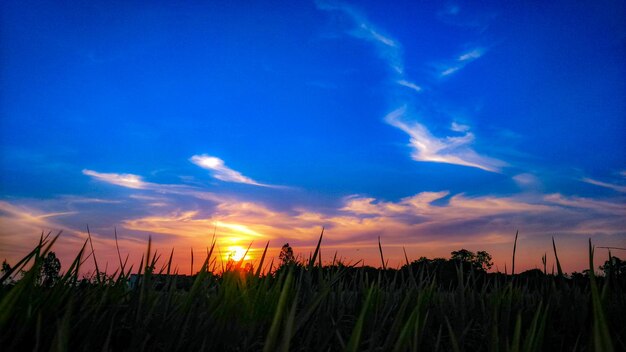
[552,237,563,277]
[345,285,374,352]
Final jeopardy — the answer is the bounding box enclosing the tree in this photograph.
[600,256,625,279]
[475,251,493,271]
[279,243,295,266]
[1,260,10,275]
[1,260,13,285]
[41,252,61,287]
[450,249,475,263]
[450,249,493,271]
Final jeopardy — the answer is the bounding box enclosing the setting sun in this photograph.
[226,245,249,262]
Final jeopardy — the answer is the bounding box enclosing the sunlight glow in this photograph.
[226,245,249,261]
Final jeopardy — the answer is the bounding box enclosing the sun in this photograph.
[227,245,248,261]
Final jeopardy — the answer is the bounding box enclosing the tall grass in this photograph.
[0,231,624,351]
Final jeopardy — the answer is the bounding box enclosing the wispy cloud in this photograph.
[316,2,503,172]
[385,107,506,172]
[440,47,486,77]
[581,177,626,193]
[82,169,147,189]
[450,122,470,132]
[0,201,83,264]
[397,79,422,92]
[190,154,276,187]
[458,48,484,61]
[83,168,224,203]
[316,0,404,74]
[513,173,542,190]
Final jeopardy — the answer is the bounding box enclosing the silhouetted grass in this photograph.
[0,231,624,351]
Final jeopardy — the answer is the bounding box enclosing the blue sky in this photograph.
[1,0,625,272]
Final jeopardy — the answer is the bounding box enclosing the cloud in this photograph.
[544,193,626,214]
[82,169,148,189]
[440,47,486,77]
[385,107,506,172]
[441,66,460,76]
[582,177,626,193]
[450,122,470,132]
[3,182,625,274]
[397,79,422,92]
[458,48,484,61]
[316,0,404,74]
[0,201,83,266]
[316,3,505,172]
[117,189,625,272]
[513,173,541,189]
[190,154,276,187]
[83,168,225,204]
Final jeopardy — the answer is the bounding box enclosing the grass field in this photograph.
[1,231,624,351]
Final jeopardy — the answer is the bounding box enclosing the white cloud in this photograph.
[316,4,505,172]
[385,107,506,172]
[440,47,486,77]
[441,66,460,76]
[190,154,273,187]
[82,169,147,189]
[451,122,470,132]
[582,177,626,193]
[458,48,484,61]
[397,79,422,92]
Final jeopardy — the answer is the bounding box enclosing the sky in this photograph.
[1,0,625,274]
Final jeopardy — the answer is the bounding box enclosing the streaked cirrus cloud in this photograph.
[581,177,626,193]
[440,47,486,77]
[316,2,503,173]
[83,168,224,202]
[385,107,506,172]
[190,154,277,187]
[82,169,147,189]
[316,0,404,74]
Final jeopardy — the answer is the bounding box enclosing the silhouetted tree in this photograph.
[41,252,61,287]
[1,260,10,275]
[450,249,474,263]
[600,256,625,281]
[450,249,493,271]
[279,243,295,266]
[475,251,493,271]
[1,260,13,285]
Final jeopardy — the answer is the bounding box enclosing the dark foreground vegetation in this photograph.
[1,232,624,351]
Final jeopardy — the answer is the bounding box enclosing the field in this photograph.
[1,232,624,351]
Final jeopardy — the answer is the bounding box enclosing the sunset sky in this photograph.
[1,0,625,274]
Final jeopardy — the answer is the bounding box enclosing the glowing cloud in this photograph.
[82,169,147,189]
[190,154,273,187]
[385,107,506,172]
